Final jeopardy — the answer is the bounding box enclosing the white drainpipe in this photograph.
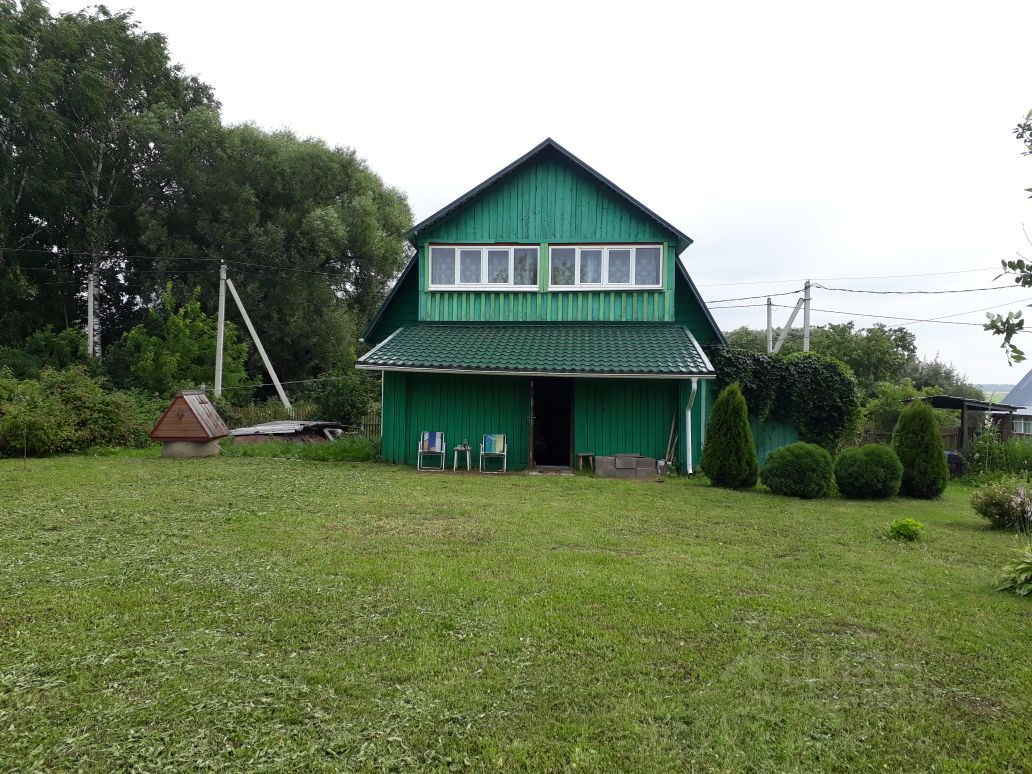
[685,377,699,474]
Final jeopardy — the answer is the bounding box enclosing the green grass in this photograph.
[1,456,1030,771]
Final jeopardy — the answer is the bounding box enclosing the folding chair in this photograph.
[417,431,446,471]
[479,433,507,473]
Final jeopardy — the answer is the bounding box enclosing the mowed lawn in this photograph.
[1,455,1030,772]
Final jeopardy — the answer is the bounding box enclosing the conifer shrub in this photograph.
[759,441,834,498]
[701,383,758,489]
[891,400,949,499]
[834,444,903,499]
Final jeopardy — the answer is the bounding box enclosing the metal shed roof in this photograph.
[357,322,714,378]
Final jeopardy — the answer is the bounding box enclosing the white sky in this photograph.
[56,0,1032,384]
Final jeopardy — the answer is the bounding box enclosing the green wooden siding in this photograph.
[381,372,713,472]
[419,148,672,245]
[421,285,672,322]
[415,147,681,324]
[381,371,531,468]
[574,379,678,460]
[750,418,800,465]
[366,261,419,345]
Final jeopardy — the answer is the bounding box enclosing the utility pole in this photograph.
[766,297,773,353]
[214,261,226,397]
[225,276,293,415]
[802,280,812,352]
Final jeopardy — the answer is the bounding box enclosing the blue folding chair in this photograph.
[417,431,446,471]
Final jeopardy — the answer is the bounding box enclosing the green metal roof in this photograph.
[356,323,714,377]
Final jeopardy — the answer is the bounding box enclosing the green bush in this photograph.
[700,383,758,489]
[0,367,161,457]
[970,475,1032,530]
[889,518,925,541]
[996,544,1032,597]
[892,401,949,498]
[225,435,379,462]
[759,441,833,498]
[834,444,903,499]
[299,369,376,425]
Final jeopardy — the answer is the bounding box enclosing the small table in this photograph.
[577,452,595,471]
[453,444,472,471]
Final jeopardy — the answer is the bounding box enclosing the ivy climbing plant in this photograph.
[707,347,862,451]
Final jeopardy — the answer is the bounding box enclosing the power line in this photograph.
[695,265,1001,288]
[813,282,1018,296]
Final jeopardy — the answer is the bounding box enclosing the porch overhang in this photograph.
[356,323,716,379]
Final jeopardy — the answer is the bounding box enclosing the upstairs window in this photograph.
[429,246,539,290]
[548,245,664,290]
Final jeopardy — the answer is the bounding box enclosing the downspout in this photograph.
[685,378,699,474]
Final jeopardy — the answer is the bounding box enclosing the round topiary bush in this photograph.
[892,400,949,499]
[889,518,924,541]
[759,441,834,498]
[834,444,903,499]
[701,383,758,489]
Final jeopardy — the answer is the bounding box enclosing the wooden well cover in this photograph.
[150,390,230,441]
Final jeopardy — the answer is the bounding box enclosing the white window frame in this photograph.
[427,245,540,291]
[547,244,664,291]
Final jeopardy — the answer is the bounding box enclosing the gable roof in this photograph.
[406,138,694,253]
[1003,368,1032,408]
[362,253,417,343]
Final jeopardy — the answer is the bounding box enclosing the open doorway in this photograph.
[532,377,573,468]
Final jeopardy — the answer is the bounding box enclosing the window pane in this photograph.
[459,249,482,283]
[608,249,631,283]
[430,247,455,285]
[514,248,538,285]
[487,250,509,283]
[635,247,661,285]
[551,248,575,285]
[580,249,602,283]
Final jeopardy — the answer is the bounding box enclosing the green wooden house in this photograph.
[357,139,724,472]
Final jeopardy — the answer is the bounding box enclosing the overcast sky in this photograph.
[56,0,1032,384]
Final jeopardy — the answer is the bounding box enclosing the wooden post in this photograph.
[214,261,226,397]
[225,277,293,415]
[802,280,811,352]
[959,401,968,454]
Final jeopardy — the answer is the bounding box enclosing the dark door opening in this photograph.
[532,378,573,467]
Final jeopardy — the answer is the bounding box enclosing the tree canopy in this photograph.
[0,1,412,397]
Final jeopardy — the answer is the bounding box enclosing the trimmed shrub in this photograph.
[996,544,1032,597]
[759,441,833,498]
[701,383,758,489]
[834,444,903,499]
[970,475,1032,530]
[892,401,949,498]
[889,518,924,541]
